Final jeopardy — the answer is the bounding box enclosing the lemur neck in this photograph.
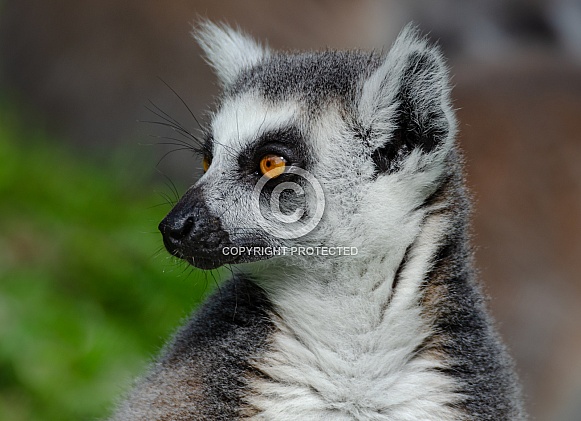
[249,159,472,333]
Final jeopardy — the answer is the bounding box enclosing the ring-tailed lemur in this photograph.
[111,22,525,420]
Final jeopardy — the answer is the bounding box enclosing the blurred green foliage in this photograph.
[0,104,213,420]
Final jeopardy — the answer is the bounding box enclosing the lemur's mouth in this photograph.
[166,241,274,270]
[185,254,230,271]
[183,248,271,271]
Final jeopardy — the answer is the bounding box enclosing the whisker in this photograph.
[147,99,186,129]
[149,136,202,152]
[148,202,173,210]
[158,77,204,132]
[139,120,203,145]
[156,147,200,167]
[157,190,176,207]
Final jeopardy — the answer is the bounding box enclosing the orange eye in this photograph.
[202,156,211,172]
[259,154,286,178]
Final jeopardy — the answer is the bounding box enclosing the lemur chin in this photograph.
[111,22,526,420]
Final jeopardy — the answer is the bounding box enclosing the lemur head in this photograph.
[159,22,457,271]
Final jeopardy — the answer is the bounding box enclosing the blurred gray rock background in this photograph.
[1,1,580,419]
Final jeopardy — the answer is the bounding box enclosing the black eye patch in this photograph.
[237,126,310,175]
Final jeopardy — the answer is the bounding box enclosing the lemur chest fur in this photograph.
[243,217,463,420]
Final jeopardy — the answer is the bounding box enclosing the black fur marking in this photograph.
[392,244,412,292]
[237,126,310,175]
[378,244,413,323]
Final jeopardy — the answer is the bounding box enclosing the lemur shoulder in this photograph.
[111,22,526,420]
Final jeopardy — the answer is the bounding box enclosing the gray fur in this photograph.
[110,277,274,420]
[229,50,380,108]
[416,151,525,419]
[110,23,526,420]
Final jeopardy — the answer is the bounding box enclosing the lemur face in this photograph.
[159,23,456,270]
[159,92,341,270]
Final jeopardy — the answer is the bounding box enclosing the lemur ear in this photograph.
[358,24,455,173]
[193,21,269,88]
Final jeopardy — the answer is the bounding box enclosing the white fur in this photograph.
[210,91,300,155]
[194,21,269,87]
[245,213,463,420]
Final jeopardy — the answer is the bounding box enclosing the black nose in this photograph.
[158,215,195,254]
[158,186,206,256]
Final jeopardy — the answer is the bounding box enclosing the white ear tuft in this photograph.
[193,21,269,87]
